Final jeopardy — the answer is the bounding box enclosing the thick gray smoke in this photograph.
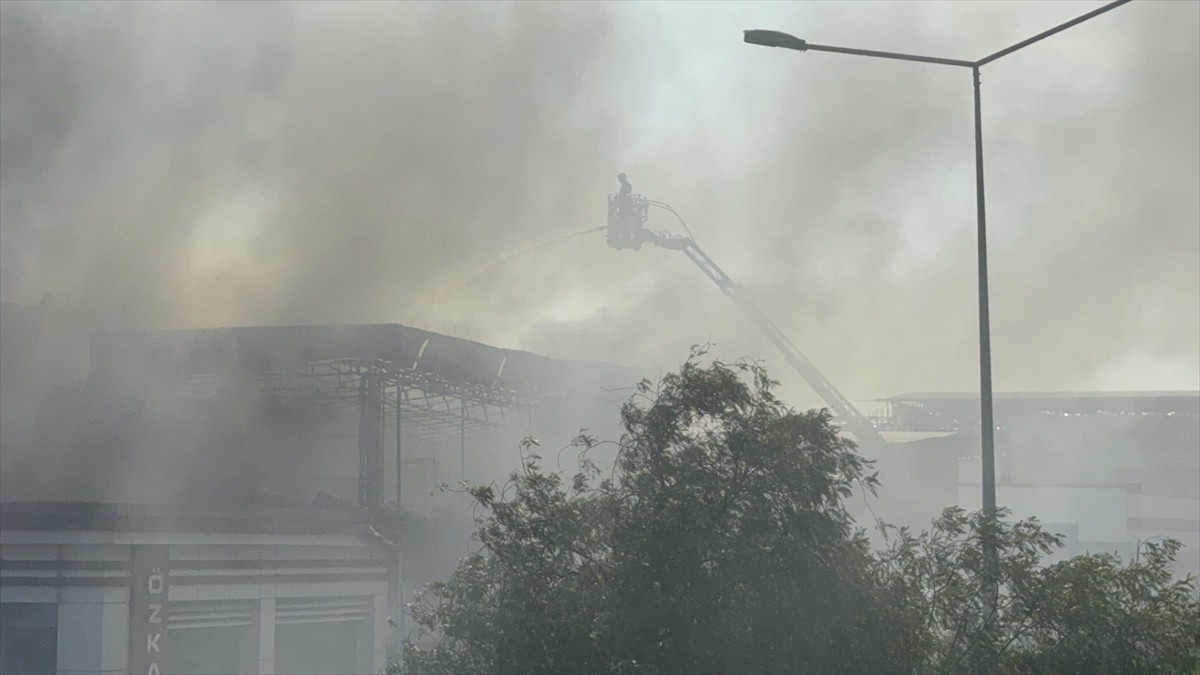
[2,0,1197,409]
[0,1,628,327]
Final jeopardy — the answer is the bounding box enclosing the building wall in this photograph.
[956,470,1200,576]
[945,406,1200,577]
[0,529,395,675]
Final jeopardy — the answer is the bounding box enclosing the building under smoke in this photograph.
[871,391,1200,574]
[1,303,1197,674]
[0,311,635,675]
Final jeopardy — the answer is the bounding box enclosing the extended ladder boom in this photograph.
[642,230,887,451]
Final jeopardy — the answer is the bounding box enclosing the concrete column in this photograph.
[256,598,275,675]
[386,551,402,664]
[237,606,259,675]
[363,595,385,675]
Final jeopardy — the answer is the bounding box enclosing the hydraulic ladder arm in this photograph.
[608,182,887,452]
[643,231,887,451]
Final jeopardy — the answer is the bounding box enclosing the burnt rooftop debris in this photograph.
[86,322,642,439]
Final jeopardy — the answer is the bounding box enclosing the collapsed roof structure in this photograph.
[87,323,641,440]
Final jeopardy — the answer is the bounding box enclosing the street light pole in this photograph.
[744,0,1130,517]
[972,64,995,514]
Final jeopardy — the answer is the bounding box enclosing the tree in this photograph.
[395,354,1200,675]
[398,353,913,674]
[875,508,1200,674]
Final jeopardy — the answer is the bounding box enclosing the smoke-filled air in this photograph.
[3,1,1196,396]
[1,2,1197,675]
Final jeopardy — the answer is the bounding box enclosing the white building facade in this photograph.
[0,502,398,675]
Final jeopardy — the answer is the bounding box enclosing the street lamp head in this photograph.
[743,29,807,51]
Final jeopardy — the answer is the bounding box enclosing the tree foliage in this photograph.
[877,508,1200,674]
[395,354,1199,675]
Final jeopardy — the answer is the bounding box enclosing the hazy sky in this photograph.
[1,0,1197,411]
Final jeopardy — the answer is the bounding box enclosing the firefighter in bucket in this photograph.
[607,173,648,250]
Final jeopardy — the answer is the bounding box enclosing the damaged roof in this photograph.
[88,322,643,404]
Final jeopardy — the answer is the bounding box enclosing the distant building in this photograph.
[876,391,1200,575]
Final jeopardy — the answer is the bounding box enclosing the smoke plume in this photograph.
[2,0,1197,411]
